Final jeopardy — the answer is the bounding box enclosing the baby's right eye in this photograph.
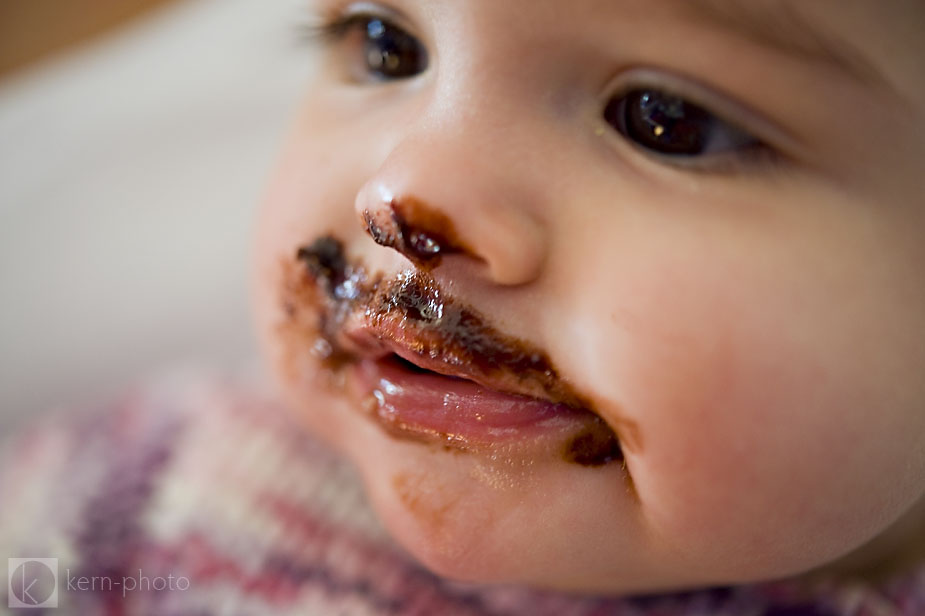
[358,16,427,80]
[316,11,428,81]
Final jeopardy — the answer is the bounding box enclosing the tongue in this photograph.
[355,357,590,444]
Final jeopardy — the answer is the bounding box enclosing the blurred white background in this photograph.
[0,0,314,429]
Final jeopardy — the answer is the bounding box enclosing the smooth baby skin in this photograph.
[253,0,925,593]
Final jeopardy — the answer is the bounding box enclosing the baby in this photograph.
[253,0,925,595]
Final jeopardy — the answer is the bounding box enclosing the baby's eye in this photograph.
[316,11,428,81]
[603,89,761,160]
[360,17,427,80]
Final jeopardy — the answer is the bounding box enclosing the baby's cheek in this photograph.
[570,268,887,579]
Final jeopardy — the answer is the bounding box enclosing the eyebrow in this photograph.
[685,0,886,87]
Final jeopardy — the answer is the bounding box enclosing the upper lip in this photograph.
[293,235,587,409]
[334,271,588,409]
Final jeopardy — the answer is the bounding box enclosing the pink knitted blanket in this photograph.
[1,370,922,615]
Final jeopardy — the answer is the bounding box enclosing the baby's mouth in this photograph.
[286,236,621,466]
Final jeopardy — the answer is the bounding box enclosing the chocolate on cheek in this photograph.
[282,234,623,467]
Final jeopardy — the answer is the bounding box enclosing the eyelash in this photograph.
[305,11,371,43]
[303,8,781,174]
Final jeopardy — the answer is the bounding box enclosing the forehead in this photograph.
[408,0,918,98]
[680,0,879,79]
[665,0,921,98]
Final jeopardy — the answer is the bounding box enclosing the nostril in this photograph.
[361,196,480,270]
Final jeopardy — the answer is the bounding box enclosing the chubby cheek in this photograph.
[568,254,902,580]
[253,138,360,447]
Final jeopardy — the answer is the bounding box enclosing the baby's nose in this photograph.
[358,187,470,269]
[354,140,547,286]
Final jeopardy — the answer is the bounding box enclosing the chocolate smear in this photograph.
[362,196,476,269]
[289,235,623,466]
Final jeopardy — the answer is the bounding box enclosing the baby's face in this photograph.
[254,0,925,592]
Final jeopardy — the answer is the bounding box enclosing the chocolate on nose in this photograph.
[361,197,475,269]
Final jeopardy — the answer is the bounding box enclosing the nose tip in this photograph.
[355,181,547,285]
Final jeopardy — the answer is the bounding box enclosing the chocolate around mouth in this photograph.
[288,235,622,466]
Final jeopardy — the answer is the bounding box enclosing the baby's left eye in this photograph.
[603,89,761,160]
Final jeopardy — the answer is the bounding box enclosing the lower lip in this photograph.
[350,357,601,452]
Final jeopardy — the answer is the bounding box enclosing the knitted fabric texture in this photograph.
[1,371,922,615]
